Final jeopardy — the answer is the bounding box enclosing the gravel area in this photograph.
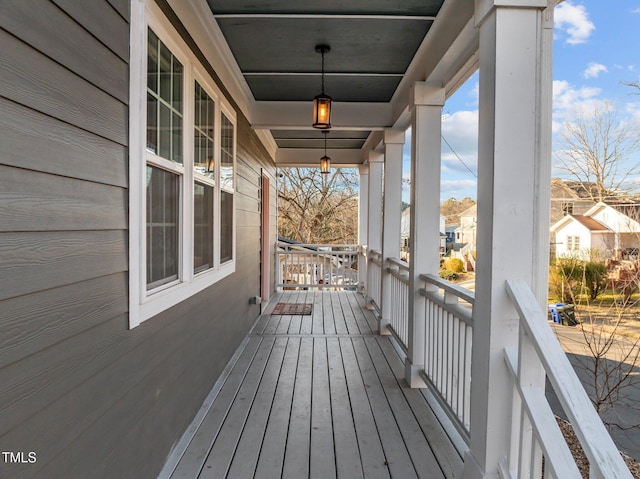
[557,417,640,478]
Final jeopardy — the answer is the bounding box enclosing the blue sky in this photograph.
[402,1,640,202]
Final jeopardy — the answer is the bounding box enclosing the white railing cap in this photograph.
[506,279,633,479]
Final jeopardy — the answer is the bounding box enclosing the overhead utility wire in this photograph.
[441,134,477,178]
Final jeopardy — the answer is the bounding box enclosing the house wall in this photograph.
[0,1,275,478]
[590,207,640,234]
[554,221,590,258]
[591,233,614,256]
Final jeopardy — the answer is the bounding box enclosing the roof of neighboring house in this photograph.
[571,215,609,231]
[550,213,610,233]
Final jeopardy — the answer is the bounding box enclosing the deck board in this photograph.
[168,290,461,479]
[253,338,300,478]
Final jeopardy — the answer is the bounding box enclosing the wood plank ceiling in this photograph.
[203,0,447,165]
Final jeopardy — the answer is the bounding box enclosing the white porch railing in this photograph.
[275,243,358,290]
[385,257,410,350]
[419,273,474,438]
[503,279,633,479]
[367,249,382,312]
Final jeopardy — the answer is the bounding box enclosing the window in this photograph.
[193,80,216,273]
[129,3,237,327]
[562,202,574,216]
[220,112,235,264]
[566,235,581,252]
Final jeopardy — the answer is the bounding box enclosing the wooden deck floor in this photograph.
[164,290,462,479]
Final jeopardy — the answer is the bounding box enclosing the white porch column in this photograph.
[366,150,384,306]
[462,1,552,478]
[358,165,369,293]
[380,129,405,334]
[405,82,444,387]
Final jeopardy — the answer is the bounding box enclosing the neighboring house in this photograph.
[549,178,598,225]
[445,225,457,253]
[550,214,611,259]
[550,201,640,260]
[454,204,477,248]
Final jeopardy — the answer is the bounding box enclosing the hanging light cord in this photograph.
[321,49,326,94]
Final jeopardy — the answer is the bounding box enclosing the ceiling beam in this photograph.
[251,101,394,130]
[213,14,436,21]
[242,72,404,77]
[276,148,364,166]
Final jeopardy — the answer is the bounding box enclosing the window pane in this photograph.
[147,28,183,164]
[220,113,234,190]
[194,81,215,180]
[220,190,233,263]
[194,182,214,273]
[146,92,157,154]
[147,165,180,289]
[147,29,158,93]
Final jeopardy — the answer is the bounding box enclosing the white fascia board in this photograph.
[251,101,393,130]
[583,201,608,217]
[549,215,575,233]
[276,148,364,167]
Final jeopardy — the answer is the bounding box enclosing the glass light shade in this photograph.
[312,94,332,129]
[320,155,331,174]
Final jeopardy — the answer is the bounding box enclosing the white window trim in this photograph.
[129,0,236,328]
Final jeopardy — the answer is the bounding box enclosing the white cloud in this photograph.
[440,180,477,201]
[552,80,602,119]
[583,62,608,79]
[441,110,478,153]
[554,1,595,45]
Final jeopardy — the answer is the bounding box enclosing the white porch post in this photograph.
[405,82,444,387]
[367,150,384,306]
[380,129,405,334]
[358,165,369,293]
[462,1,551,478]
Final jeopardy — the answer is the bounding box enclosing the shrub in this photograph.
[443,257,464,273]
[582,261,608,300]
[549,258,608,302]
[439,269,458,281]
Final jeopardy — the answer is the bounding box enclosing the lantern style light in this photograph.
[320,155,331,174]
[320,131,331,174]
[312,45,332,129]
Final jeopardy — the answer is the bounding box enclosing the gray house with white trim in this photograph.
[0,1,633,478]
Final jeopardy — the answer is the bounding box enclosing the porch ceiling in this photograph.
[198,0,477,166]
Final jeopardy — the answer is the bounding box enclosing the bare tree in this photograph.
[553,260,640,439]
[623,81,640,94]
[556,102,640,202]
[277,167,359,244]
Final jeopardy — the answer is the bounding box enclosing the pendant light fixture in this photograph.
[320,131,331,174]
[312,45,332,129]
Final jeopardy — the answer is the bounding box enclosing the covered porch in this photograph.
[158,0,633,475]
[161,290,462,479]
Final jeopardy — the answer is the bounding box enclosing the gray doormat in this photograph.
[272,303,313,315]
